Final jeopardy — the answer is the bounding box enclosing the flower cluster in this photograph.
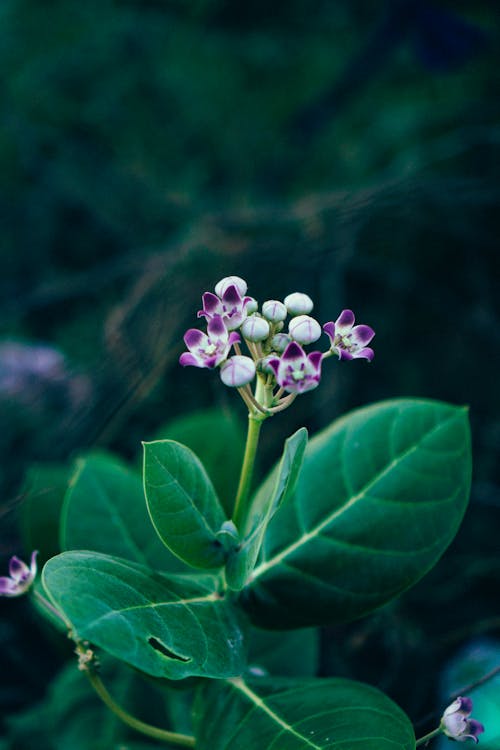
[180,275,375,415]
[0,551,38,597]
[440,697,484,744]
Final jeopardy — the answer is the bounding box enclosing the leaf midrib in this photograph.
[251,411,461,581]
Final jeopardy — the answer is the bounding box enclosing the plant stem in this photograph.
[85,667,196,747]
[233,415,262,529]
[415,727,441,747]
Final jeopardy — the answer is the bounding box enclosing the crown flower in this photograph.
[0,551,38,597]
[179,315,240,369]
[440,697,484,744]
[323,309,375,361]
[198,284,252,331]
[268,342,323,394]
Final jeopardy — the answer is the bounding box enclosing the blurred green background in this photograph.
[0,0,499,746]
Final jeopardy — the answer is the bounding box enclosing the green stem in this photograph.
[415,727,442,747]
[85,668,195,748]
[233,415,262,529]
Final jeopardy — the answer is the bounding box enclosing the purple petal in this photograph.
[466,719,485,740]
[335,309,355,331]
[9,556,29,582]
[199,292,221,317]
[179,352,204,368]
[266,357,280,376]
[0,576,19,595]
[228,332,241,346]
[184,328,207,350]
[353,347,374,362]
[307,351,323,372]
[207,314,228,341]
[337,348,354,361]
[351,324,375,346]
[281,341,306,363]
[456,697,473,715]
[221,284,242,305]
[323,321,336,344]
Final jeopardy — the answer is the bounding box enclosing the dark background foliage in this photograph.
[1,0,499,745]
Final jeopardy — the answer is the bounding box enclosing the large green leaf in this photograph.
[226,428,307,591]
[143,440,227,569]
[194,676,415,749]
[247,626,319,677]
[241,399,471,628]
[43,551,245,680]
[61,453,187,572]
[151,408,245,517]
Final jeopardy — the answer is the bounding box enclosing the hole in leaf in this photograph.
[148,637,191,662]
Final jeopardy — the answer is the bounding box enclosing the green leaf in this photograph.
[143,440,227,569]
[241,399,472,628]
[43,550,245,680]
[194,676,415,749]
[20,463,70,563]
[247,626,319,677]
[61,452,187,572]
[226,428,308,590]
[152,408,245,517]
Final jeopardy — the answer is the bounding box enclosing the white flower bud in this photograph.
[246,296,258,314]
[220,355,256,387]
[288,315,321,345]
[241,315,270,342]
[284,292,314,316]
[215,276,248,298]
[271,333,291,353]
[262,300,287,323]
[258,355,278,375]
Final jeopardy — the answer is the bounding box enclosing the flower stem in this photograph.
[85,667,196,747]
[415,727,441,747]
[233,415,262,530]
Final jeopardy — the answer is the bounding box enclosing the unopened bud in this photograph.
[215,276,248,298]
[258,355,278,375]
[284,292,314,316]
[246,297,258,314]
[271,333,291,353]
[220,356,256,387]
[241,315,270,342]
[262,300,287,323]
[288,315,321,345]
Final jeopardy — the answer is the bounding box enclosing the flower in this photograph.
[288,314,322,345]
[268,342,322,394]
[0,551,38,597]
[198,284,252,331]
[220,355,256,387]
[440,697,484,744]
[323,310,375,361]
[284,292,314,316]
[179,315,240,369]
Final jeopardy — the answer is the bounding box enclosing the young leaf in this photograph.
[43,551,245,680]
[241,399,472,628]
[226,428,308,590]
[61,453,187,572]
[194,676,415,749]
[151,408,245,517]
[143,440,227,569]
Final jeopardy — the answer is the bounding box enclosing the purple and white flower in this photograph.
[198,284,252,331]
[440,697,484,744]
[323,310,375,361]
[289,315,322,345]
[214,276,248,298]
[0,551,38,597]
[220,356,256,387]
[268,342,322,394]
[180,315,240,369]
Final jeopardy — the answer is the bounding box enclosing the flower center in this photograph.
[203,343,217,355]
